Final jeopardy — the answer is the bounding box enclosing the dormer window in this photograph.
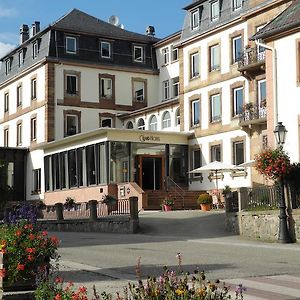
[233,0,243,11]
[33,41,39,59]
[133,46,144,63]
[100,41,111,59]
[65,36,77,54]
[5,58,11,75]
[211,1,220,22]
[18,50,25,67]
[191,9,199,30]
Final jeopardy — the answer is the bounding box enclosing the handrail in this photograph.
[164,176,185,209]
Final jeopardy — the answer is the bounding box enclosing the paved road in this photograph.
[52,210,300,299]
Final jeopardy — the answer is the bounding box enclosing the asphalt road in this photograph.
[51,210,300,297]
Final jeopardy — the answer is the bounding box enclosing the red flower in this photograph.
[17,264,25,271]
[26,247,36,254]
[51,236,59,246]
[55,277,63,283]
[54,294,62,300]
[29,233,35,241]
[15,230,22,237]
[0,268,6,278]
[42,231,48,236]
[27,255,34,261]
[79,286,87,293]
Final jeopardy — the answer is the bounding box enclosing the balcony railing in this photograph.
[238,47,265,70]
[239,103,267,125]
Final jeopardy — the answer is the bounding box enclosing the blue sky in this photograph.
[0,0,189,58]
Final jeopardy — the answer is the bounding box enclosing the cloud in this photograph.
[0,7,17,18]
[0,42,15,59]
[0,32,18,45]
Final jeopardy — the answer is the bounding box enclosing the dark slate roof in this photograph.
[183,0,206,11]
[252,0,300,40]
[52,9,160,43]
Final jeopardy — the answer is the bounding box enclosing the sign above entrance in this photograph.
[139,135,161,142]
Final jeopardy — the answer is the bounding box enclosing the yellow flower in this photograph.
[175,289,184,296]
[197,288,206,297]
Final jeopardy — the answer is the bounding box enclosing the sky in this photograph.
[0,0,189,58]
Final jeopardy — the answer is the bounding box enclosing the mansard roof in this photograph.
[252,0,300,40]
[52,9,159,43]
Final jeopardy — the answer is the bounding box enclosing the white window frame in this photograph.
[32,168,41,193]
[134,46,144,63]
[149,115,158,131]
[31,78,37,100]
[233,141,245,165]
[18,51,24,67]
[172,77,179,98]
[100,117,113,128]
[133,81,145,102]
[211,94,221,122]
[172,47,178,61]
[232,35,242,63]
[5,59,11,75]
[4,93,9,113]
[66,75,78,95]
[100,77,113,99]
[163,80,170,101]
[33,42,38,58]
[65,114,79,136]
[31,117,37,141]
[211,1,220,22]
[17,85,22,107]
[256,24,266,55]
[17,123,22,146]
[192,99,200,126]
[233,87,244,116]
[100,41,111,59]
[162,47,169,65]
[191,9,199,30]
[210,44,220,71]
[137,118,145,130]
[233,0,243,11]
[175,108,180,126]
[66,36,77,54]
[258,79,266,106]
[4,128,9,147]
[191,52,200,78]
[162,111,171,129]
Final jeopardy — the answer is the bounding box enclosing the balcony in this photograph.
[238,47,265,78]
[239,103,267,127]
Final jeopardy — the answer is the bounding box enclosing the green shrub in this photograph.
[197,193,213,204]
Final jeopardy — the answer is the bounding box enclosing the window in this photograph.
[5,59,11,75]
[256,25,266,55]
[17,123,22,146]
[126,121,134,129]
[175,108,180,126]
[258,79,266,106]
[172,47,178,61]
[163,80,170,101]
[233,141,245,165]
[211,1,219,21]
[191,52,200,78]
[210,94,221,122]
[68,149,77,188]
[65,114,79,136]
[86,145,96,186]
[134,46,144,62]
[137,118,145,130]
[4,93,9,113]
[162,111,171,129]
[33,42,39,58]
[192,149,201,177]
[32,168,41,193]
[17,85,22,107]
[233,87,244,116]
[66,75,77,95]
[66,36,77,54]
[210,44,220,71]
[232,36,242,63]
[191,99,200,126]
[233,0,243,11]
[31,78,37,100]
[18,51,24,67]
[100,41,111,58]
[133,80,145,102]
[162,47,169,65]
[210,144,221,162]
[31,117,37,141]
[4,128,9,147]
[172,77,179,98]
[100,117,112,128]
[191,9,199,30]
[100,77,112,99]
[149,115,158,131]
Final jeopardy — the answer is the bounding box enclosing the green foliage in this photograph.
[162,197,175,207]
[64,197,76,210]
[102,194,117,205]
[197,193,213,205]
[222,186,231,196]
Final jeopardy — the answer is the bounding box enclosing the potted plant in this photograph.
[161,197,174,212]
[64,197,76,210]
[197,193,213,211]
[222,185,232,199]
[102,194,117,215]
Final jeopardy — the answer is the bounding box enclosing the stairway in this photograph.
[145,190,202,210]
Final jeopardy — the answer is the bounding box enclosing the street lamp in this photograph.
[273,122,293,243]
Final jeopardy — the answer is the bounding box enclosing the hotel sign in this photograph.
[139,135,161,142]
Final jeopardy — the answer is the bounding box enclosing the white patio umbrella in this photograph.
[237,159,255,168]
[189,160,237,196]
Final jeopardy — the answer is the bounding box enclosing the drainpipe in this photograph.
[254,40,278,127]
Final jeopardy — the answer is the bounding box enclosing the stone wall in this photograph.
[38,216,139,234]
[225,209,300,242]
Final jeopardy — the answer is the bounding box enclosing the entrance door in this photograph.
[139,156,164,190]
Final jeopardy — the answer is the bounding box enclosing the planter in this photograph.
[200,204,212,211]
[163,205,172,212]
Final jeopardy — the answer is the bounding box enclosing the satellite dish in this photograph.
[108,15,120,26]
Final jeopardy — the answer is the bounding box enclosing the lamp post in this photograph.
[273,122,292,243]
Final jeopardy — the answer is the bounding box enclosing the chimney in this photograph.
[30,21,40,37]
[145,26,155,37]
[19,24,29,44]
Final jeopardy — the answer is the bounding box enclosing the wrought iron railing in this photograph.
[238,47,265,69]
[164,176,185,209]
[239,103,267,123]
